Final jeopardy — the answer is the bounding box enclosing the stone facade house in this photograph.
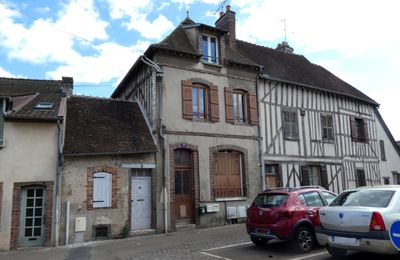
[112,5,400,233]
[60,96,156,244]
[0,77,70,249]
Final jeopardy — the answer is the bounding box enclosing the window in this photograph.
[283,109,298,139]
[192,85,207,120]
[213,150,244,198]
[225,88,257,125]
[253,194,288,207]
[331,190,394,208]
[350,117,368,142]
[321,191,337,205]
[93,172,112,208]
[380,140,386,161]
[264,164,280,188]
[202,35,218,64]
[321,114,334,141]
[356,169,366,187]
[182,80,219,122]
[301,165,328,189]
[300,192,325,206]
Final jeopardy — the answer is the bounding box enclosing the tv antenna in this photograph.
[282,19,287,42]
[214,0,228,15]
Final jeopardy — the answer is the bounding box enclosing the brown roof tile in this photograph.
[63,96,156,156]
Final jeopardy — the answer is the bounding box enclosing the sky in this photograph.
[0,0,399,140]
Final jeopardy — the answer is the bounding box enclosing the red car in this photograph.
[246,186,337,252]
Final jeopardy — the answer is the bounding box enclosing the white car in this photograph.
[315,185,400,257]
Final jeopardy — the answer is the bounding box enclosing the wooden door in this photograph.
[214,151,241,197]
[174,149,194,221]
[265,164,280,189]
[131,176,151,230]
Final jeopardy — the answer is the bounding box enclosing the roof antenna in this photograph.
[214,0,227,15]
[186,10,189,18]
[282,19,287,42]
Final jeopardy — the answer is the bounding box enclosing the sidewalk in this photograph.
[0,223,248,260]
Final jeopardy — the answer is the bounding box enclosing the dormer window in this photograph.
[202,35,218,64]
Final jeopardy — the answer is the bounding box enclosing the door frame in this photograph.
[10,182,54,249]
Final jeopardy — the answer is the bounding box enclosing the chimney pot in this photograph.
[219,11,224,17]
[226,5,231,12]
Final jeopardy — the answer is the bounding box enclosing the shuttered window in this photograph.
[301,165,328,189]
[93,172,112,208]
[181,80,219,122]
[356,169,367,187]
[380,140,386,161]
[350,117,369,142]
[321,114,334,141]
[283,109,298,139]
[225,88,257,125]
[214,151,243,198]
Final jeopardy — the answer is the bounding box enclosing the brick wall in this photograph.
[86,165,119,210]
[10,182,54,249]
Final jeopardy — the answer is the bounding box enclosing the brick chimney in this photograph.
[61,77,73,97]
[215,5,236,49]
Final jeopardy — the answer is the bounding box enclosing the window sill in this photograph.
[284,138,299,141]
[202,61,222,68]
[322,139,335,144]
[215,197,247,202]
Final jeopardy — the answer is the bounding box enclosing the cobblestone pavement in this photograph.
[0,224,249,260]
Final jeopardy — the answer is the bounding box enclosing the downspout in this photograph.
[141,55,168,234]
[256,67,264,191]
[55,117,62,246]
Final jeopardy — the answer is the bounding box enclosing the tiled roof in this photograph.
[0,77,64,121]
[63,96,156,156]
[235,40,378,105]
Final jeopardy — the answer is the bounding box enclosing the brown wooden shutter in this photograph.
[248,92,258,125]
[209,85,219,122]
[225,87,234,123]
[301,166,310,186]
[182,80,193,120]
[350,117,357,141]
[363,120,369,142]
[320,165,329,189]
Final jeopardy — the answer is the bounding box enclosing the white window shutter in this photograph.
[93,172,112,208]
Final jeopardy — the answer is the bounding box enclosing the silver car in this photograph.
[315,185,400,257]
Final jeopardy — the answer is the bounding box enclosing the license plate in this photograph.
[331,236,358,246]
[256,228,269,235]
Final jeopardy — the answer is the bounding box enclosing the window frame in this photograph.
[351,117,369,143]
[192,84,209,121]
[282,109,299,140]
[356,169,367,187]
[379,140,386,161]
[92,172,112,208]
[232,90,248,124]
[321,114,334,141]
[202,34,219,65]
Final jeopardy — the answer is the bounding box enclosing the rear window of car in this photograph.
[253,193,288,207]
[330,190,395,208]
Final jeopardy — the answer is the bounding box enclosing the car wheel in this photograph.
[326,244,347,258]
[250,236,269,246]
[294,227,315,253]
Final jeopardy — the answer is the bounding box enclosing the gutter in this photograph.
[141,55,168,234]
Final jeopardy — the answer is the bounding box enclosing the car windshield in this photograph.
[253,193,288,207]
[330,190,395,208]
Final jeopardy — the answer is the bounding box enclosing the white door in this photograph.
[131,176,151,230]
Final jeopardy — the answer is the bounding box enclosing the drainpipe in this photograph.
[55,118,63,246]
[256,68,264,192]
[141,55,168,234]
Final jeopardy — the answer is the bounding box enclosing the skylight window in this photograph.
[35,102,54,109]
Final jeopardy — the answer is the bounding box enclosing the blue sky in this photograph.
[1,0,400,139]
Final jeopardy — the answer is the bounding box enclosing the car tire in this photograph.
[326,244,347,258]
[293,226,315,253]
[250,236,269,246]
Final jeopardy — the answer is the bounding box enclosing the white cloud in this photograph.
[105,0,173,40]
[46,41,150,84]
[0,67,22,78]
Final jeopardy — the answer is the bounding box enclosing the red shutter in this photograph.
[182,80,193,120]
[248,92,258,125]
[363,120,369,142]
[209,85,219,122]
[350,117,357,142]
[225,87,234,123]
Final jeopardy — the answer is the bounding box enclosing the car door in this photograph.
[300,191,325,224]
